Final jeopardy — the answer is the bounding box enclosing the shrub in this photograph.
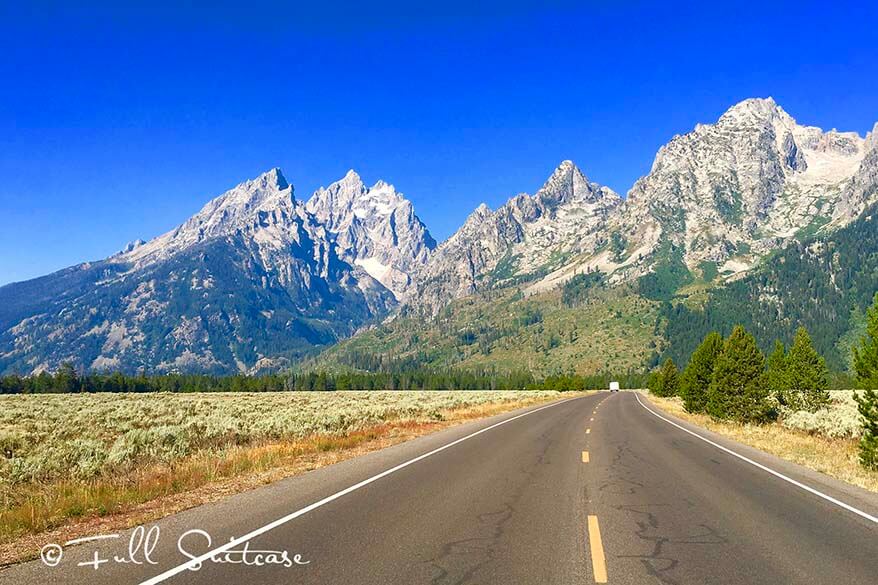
[0,391,560,485]
[782,391,861,439]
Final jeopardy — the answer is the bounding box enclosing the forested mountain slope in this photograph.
[659,203,878,370]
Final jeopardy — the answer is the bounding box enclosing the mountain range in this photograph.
[2,98,876,375]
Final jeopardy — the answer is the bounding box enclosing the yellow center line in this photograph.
[587,515,608,583]
[581,451,590,463]
[586,428,591,434]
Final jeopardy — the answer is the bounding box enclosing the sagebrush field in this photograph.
[0,390,560,551]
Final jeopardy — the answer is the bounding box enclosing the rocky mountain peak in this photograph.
[306,171,435,300]
[411,160,623,312]
[261,167,290,189]
[117,168,300,267]
[716,97,796,128]
[535,159,620,207]
[866,122,878,150]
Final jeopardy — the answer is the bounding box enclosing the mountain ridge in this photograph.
[2,97,876,375]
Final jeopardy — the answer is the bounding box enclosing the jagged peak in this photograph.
[368,179,403,201]
[256,167,289,190]
[549,159,584,178]
[460,202,492,227]
[866,122,878,149]
[725,96,778,114]
[342,168,362,183]
[534,159,617,206]
[197,168,295,217]
[538,160,585,190]
[308,171,411,217]
[117,168,298,264]
[718,96,796,127]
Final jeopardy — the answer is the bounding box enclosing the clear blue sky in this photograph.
[2,1,876,285]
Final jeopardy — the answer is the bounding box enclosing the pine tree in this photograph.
[856,388,878,470]
[648,358,679,397]
[680,332,723,413]
[786,327,830,411]
[853,293,878,470]
[647,371,663,396]
[853,293,878,389]
[765,340,791,405]
[659,358,680,397]
[707,325,774,423]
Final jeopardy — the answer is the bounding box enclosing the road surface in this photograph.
[3,391,876,584]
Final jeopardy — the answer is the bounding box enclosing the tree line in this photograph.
[0,366,647,394]
[649,293,878,471]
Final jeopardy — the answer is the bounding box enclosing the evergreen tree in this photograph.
[853,293,878,470]
[651,358,679,397]
[647,371,663,396]
[765,340,791,405]
[679,332,723,413]
[55,362,81,393]
[856,387,878,471]
[853,293,878,389]
[663,358,680,397]
[786,327,830,411]
[707,325,774,423]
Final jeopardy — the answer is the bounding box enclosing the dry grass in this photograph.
[644,393,878,493]
[0,392,569,566]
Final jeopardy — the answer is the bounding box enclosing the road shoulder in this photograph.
[634,391,878,518]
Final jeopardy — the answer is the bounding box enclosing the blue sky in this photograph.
[1,1,876,286]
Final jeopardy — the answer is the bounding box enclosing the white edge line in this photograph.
[139,395,586,585]
[634,392,878,525]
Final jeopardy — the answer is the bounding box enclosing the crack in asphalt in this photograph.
[596,411,729,585]
[614,503,728,585]
[425,419,560,585]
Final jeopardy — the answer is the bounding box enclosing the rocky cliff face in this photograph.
[614,98,866,275]
[411,161,622,312]
[834,122,878,225]
[305,170,436,300]
[513,98,875,297]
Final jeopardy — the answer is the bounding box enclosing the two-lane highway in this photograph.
[3,391,876,584]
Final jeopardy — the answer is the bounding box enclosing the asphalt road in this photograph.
[3,391,877,584]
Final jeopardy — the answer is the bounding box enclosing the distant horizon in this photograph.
[2,1,877,285]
